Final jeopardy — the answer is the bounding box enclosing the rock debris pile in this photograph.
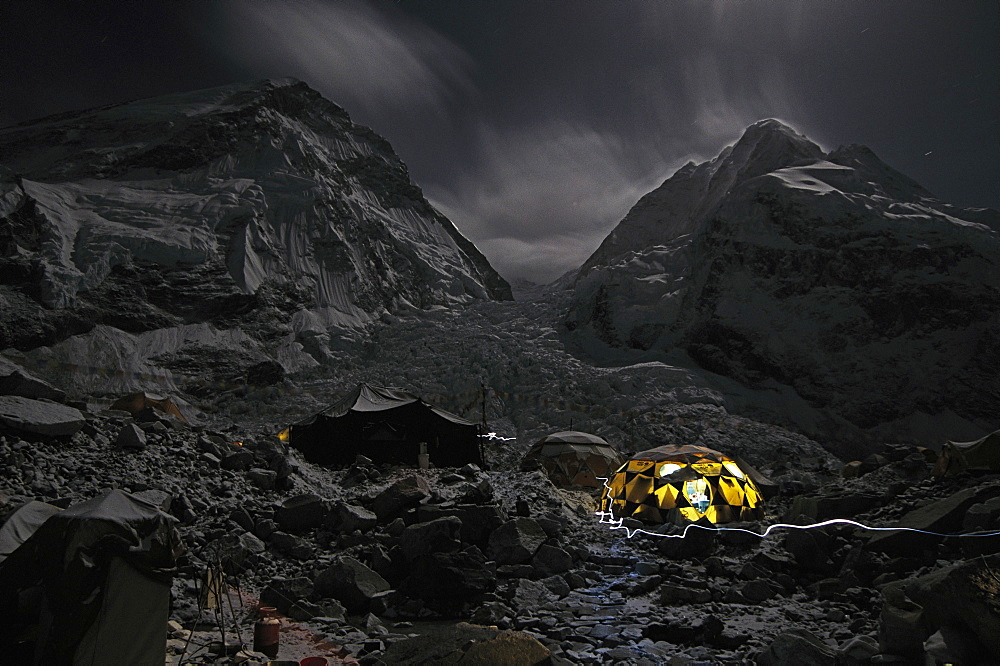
[1,360,999,664]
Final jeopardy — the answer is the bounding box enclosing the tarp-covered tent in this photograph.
[521,431,623,488]
[0,500,62,565]
[601,444,764,524]
[111,391,189,423]
[290,383,484,468]
[935,429,1000,477]
[0,489,183,665]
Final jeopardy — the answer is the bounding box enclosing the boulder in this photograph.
[333,502,378,533]
[274,493,328,533]
[755,628,838,665]
[531,544,573,576]
[0,362,65,402]
[868,484,1000,555]
[488,517,547,565]
[116,423,148,449]
[314,556,391,612]
[260,576,315,615]
[877,580,929,658]
[220,449,255,471]
[247,468,277,490]
[268,531,313,560]
[656,519,717,559]
[903,553,1000,661]
[459,630,552,665]
[403,550,497,605]
[0,396,85,437]
[399,516,463,561]
[372,475,431,521]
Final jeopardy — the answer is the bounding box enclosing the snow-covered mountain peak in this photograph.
[568,120,1000,455]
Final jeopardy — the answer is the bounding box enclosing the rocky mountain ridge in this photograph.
[567,119,1000,455]
[0,78,510,366]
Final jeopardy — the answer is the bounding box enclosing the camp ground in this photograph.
[601,444,766,524]
[520,430,623,488]
[288,383,484,468]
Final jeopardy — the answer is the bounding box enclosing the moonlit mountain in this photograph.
[0,78,510,365]
[568,119,1000,453]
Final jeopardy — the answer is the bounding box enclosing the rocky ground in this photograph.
[2,360,999,665]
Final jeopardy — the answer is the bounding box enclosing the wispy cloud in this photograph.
[215,0,474,125]
[428,120,682,284]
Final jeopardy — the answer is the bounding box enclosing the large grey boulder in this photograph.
[868,483,1000,555]
[332,502,378,533]
[372,475,431,521]
[274,493,328,533]
[116,423,147,449]
[314,556,391,612]
[399,516,462,561]
[488,518,547,565]
[0,396,85,437]
[0,360,65,402]
[260,576,315,615]
[755,628,838,665]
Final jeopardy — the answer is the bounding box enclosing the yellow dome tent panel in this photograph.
[601,444,764,524]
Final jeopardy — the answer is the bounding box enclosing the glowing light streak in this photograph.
[594,477,1000,540]
[482,432,516,441]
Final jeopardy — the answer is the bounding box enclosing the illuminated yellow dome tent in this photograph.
[601,444,764,524]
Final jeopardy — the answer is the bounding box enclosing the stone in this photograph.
[135,488,172,511]
[333,502,378,533]
[838,635,879,664]
[260,576,315,615]
[246,359,284,386]
[488,517,547,565]
[220,449,254,471]
[531,544,573,576]
[903,553,1000,661]
[247,467,277,490]
[314,556,391,612]
[877,580,927,658]
[399,516,463,561]
[868,484,1000,555]
[268,531,313,560]
[755,628,838,665]
[372,475,431,520]
[274,493,328,533]
[117,423,148,449]
[659,582,712,604]
[656,519,717,559]
[511,578,553,609]
[738,579,777,603]
[460,630,552,665]
[404,550,496,606]
[0,396,86,437]
[0,363,65,402]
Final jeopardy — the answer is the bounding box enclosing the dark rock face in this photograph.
[274,493,329,533]
[372,475,431,521]
[567,119,1000,452]
[0,78,511,364]
[488,517,547,565]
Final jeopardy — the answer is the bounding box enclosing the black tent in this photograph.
[0,489,183,664]
[290,383,484,467]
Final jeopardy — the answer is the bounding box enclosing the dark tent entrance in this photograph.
[290,384,484,468]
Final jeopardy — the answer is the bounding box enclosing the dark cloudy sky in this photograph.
[2,1,997,283]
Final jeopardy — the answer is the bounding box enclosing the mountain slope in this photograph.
[0,78,510,361]
[567,119,1000,452]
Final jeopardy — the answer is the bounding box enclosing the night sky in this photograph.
[2,1,997,283]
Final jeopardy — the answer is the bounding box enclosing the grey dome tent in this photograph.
[289,383,484,468]
[521,431,623,488]
[0,489,183,665]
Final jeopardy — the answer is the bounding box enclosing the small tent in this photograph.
[521,431,623,488]
[0,489,183,664]
[934,429,1000,477]
[601,444,764,524]
[111,391,189,423]
[290,383,483,468]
